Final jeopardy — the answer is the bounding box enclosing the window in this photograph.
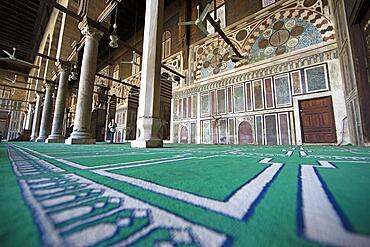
[113,64,120,80]
[206,0,226,35]
[162,31,171,59]
[132,52,141,75]
[262,0,275,8]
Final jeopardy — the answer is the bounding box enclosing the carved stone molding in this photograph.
[174,47,338,99]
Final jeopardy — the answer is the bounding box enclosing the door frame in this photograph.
[299,96,337,144]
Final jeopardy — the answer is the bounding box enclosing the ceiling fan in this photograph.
[178,3,211,36]
[120,51,140,66]
[0,48,39,69]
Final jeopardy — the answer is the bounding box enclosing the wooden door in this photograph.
[299,97,337,143]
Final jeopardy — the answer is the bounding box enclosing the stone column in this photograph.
[131,0,164,148]
[46,63,70,143]
[25,103,34,130]
[30,93,42,141]
[36,83,54,142]
[65,19,103,144]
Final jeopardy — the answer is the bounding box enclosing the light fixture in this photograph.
[109,34,118,49]
[109,6,119,49]
[68,64,78,81]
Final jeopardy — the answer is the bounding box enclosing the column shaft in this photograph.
[30,94,42,141]
[65,20,102,144]
[131,0,164,148]
[25,104,34,130]
[46,65,70,143]
[36,83,54,142]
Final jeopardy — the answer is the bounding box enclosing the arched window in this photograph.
[113,64,120,80]
[132,53,141,75]
[162,31,171,59]
[206,0,226,35]
[262,0,275,8]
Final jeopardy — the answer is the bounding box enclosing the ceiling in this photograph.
[97,0,177,67]
[0,0,52,74]
[0,0,178,74]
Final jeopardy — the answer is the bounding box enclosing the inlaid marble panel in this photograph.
[219,119,227,144]
[274,75,292,107]
[265,114,278,145]
[211,91,216,115]
[174,99,178,120]
[192,95,197,118]
[227,87,233,113]
[202,121,211,144]
[255,115,264,145]
[245,82,253,111]
[180,126,189,144]
[264,78,274,108]
[173,124,179,143]
[179,99,183,120]
[253,80,264,110]
[217,89,226,114]
[305,65,328,92]
[211,120,218,144]
[191,122,196,144]
[201,93,210,116]
[291,70,302,95]
[183,98,187,119]
[279,113,290,145]
[228,118,235,144]
[234,85,245,112]
[188,97,192,119]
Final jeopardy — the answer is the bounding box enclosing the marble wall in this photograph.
[172,0,349,145]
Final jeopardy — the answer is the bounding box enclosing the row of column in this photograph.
[28,0,164,148]
[29,63,70,143]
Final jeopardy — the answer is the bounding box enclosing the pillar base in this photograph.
[130,117,163,148]
[131,139,163,148]
[45,135,65,143]
[35,137,47,142]
[65,137,96,145]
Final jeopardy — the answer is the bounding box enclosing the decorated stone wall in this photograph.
[172,0,350,145]
[189,0,334,82]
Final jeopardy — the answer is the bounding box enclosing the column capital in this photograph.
[78,18,104,40]
[43,81,54,91]
[56,61,71,73]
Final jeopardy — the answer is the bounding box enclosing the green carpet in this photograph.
[1,142,370,247]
